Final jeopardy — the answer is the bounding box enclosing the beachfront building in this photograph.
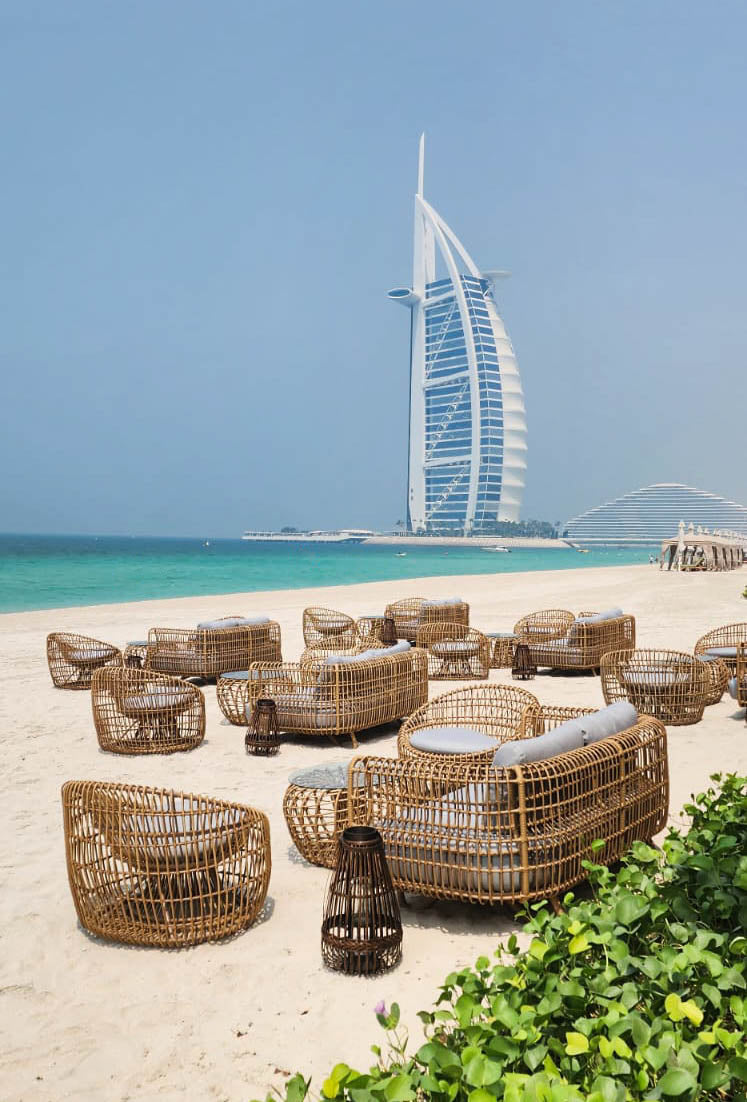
[388,136,527,535]
[564,483,747,544]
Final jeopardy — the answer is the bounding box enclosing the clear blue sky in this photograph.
[2,0,745,536]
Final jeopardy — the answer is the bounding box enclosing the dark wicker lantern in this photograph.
[245,698,281,755]
[381,617,397,646]
[512,642,537,681]
[321,826,402,975]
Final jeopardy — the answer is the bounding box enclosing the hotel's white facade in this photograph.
[564,483,747,543]
[388,137,527,534]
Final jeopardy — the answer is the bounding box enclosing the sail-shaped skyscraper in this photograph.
[388,136,527,534]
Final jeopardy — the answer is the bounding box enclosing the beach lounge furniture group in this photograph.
[145,616,281,679]
[47,632,122,689]
[62,780,271,947]
[92,665,205,754]
[600,648,710,725]
[384,597,469,642]
[514,608,636,672]
[245,643,428,747]
[348,702,668,909]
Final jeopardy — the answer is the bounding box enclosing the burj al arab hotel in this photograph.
[388,136,527,534]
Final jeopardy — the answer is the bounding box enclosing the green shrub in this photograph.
[259,775,747,1102]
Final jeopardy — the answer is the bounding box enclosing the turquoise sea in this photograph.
[0,534,656,614]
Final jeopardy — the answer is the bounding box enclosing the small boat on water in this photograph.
[481,545,511,553]
[395,551,407,557]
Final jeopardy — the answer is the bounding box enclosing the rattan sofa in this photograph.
[397,683,541,764]
[47,632,121,689]
[694,623,747,675]
[62,780,271,947]
[349,706,668,909]
[601,648,710,726]
[516,609,636,672]
[145,616,281,679]
[415,623,491,680]
[246,643,428,747]
[384,598,469,643]
[92,665,205,754]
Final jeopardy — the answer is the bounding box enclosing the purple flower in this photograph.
[374,1000,386,1016]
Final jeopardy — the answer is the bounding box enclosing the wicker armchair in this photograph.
[694,623,747,675]
[246,646,428,748]
[146,617,281,679]
[398,683,540,765]
[518,611,636,672]
[47,632,122,689]
[92,665,205,754]
[384,598,469,642]
[415,623,491,680]
[62,780,271,947]
[302,607,358,652]
[514,610,575,644]
[349,714,668,909]
[601,648,710,726]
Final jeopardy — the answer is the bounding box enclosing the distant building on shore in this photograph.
[564,483,747,543]
[388,135,527,536]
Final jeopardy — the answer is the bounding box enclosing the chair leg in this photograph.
[348,731,359,749]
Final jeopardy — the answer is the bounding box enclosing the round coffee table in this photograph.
[216,670,254,725]
[431,638,480,678]
[283,762,350,868]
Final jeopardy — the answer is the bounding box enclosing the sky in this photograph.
[2,0,746,537]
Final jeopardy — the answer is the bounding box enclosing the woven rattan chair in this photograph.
[349,714,668,910]
[302,607,358,651]
[91,665,205,754]
[415,623,491,680]
[146,617,281,679]
[246,646,428,748]
[383,597,469,642]
[47,632,122,689]
[62,780,271,947]
[518,611,636,673]
[735,644,747,721]
[514,610,575,644]
[601,648,710,726]
[397,682,540,765]
[695,655,729,705]
[694,623,747,675]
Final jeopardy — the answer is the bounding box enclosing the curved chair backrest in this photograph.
[91,664,205,754]
[46,632,121,689]
[514,610,575,642]
[302,607,357,650]
[62,780,271,947]
[400,682,540,742]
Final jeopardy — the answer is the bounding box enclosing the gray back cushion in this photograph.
[423,597,463,608]
[578,701,638,745]
[575,608,624,626]
[492,722,585,767]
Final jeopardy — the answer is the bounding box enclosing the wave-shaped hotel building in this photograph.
[564,483,747,543]
[388,136,527,535]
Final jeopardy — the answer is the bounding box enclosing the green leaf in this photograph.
[322,1064,351,1099]
[701,1061,729,1090]
[384,1074,415,1101]
[565,1032,590,1056]
[730,1056,747,1082]
[285,1074,310,1102]
[658,1067,697,1095]
[468,1091,496,1102]
[529,939,549,961]
[568,934,589,955]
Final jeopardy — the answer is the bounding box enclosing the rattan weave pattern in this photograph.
[146,620,281,679]
[415,622,491,680]
[696,656,729,705]
[523,614,636,672]
[514,610,575,643]
[62,780,271,947]
[246,649,428,747]
[283,781,348,868]
[737,644,747,716]
[694,623,747,675]
[383,598,426,641]
[91,665,205,754]
[601,648,710,726]
[398,683,540,765]
[47,632,122,689]
[349,715,668,908]
[302,607,358,651]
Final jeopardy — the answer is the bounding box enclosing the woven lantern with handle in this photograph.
[245,698,281,755]
[321,825,402,975]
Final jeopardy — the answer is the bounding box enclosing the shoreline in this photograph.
[1,559,655,618]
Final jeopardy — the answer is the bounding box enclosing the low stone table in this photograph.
[283,762,351,868]
[486,632,518,669]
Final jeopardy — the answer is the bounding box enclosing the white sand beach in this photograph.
[2,563,746,1101]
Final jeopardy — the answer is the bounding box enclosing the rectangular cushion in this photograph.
[577,701,638,745]
[493,722,585,767]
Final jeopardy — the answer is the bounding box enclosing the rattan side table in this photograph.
[486,632,518,669]
[123,641,150,669]
[695,654,729,706]
[512,643,536,680]
[217,670,254,725]
[283,762,350,868]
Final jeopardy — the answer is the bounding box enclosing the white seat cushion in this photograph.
[410,726,498,755]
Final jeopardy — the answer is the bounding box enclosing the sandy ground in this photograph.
[2,564,746,1102]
